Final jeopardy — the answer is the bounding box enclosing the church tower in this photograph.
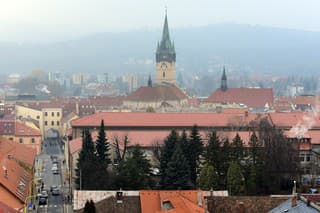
[156,11,176,84]
[221,66,228,91]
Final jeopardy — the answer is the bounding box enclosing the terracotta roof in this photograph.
[15,122,41,136]
[206,88,274,108]
[309,131,320,144]
[125,85,187,102]
[0,200,19,213]
[140,190,205,213]
[71,112,259,128]
[69,130,253,154]
[0,151,32,206]
[292,95,317,106]
[0,137,36,168]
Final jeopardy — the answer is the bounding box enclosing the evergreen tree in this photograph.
[230,133,244,164]
[221,138,232,187]
[227,161,244,195]
[246,165,257,195]
[204,131,222,176]
[248,132,262,166]
[160,130,179,186]
[96,120,111,166]
[116,145,151,189]
[75,129,98,190]
[179,129,189,163]
[95,120,111,188]
[163,144,190,189]
[84,199,96,213]
[188,125,203,186]
[199,163,219,190]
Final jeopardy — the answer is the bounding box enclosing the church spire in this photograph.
[148,74,152,87]
[221,66,227,91]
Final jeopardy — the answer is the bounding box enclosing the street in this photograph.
[35,138,70,213]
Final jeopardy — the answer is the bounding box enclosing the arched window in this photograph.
[163,72,165,78]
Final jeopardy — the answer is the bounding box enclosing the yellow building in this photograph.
[15,103,62,139]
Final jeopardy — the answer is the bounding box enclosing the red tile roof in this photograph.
[69,130,253,154]
[0,137,36,168]
[71,112,259,128]
[0,200,19,213]
[15,122,41,136]
[125,85,187,102]
[206,88,274,108]
[140,190,205,213]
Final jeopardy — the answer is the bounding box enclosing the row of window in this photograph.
[44,112,60,117]
[44,121,60,126]
[300,153,311,162]
[18,138,35,143]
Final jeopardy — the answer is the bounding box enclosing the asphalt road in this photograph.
[37,138,64,213]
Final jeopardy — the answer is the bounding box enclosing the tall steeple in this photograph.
[156,11,176,63]
[221,66,228,92]
[148,74,152,87]
[155,10,176,85]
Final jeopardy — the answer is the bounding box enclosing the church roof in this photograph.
[125,84,187,102]
[206,88,274,108]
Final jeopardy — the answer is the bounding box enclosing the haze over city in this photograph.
[1,1,320,213]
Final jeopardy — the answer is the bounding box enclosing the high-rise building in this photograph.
[156,11,176,84]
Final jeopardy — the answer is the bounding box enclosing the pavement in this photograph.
[28,138,73,213]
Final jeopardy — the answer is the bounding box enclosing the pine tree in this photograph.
[84,199,96,213]
[160,130,179,186]
[248,132,261,166]
[163,144,190,189]
[247,165,257,195]
[116,145,151,189]
[95,120,111,188]
[96,120,111,166]
[230,133,244,164]
[221,138,231,187]
[227,161,244,195]
[75,129,98,190]
[199,163,219,190]
[204,131,223,178]
[188,125,203,186]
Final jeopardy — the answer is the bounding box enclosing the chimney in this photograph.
[197,191,203,207]
[291,196,297,207]
[244,111,249,117]
[4,169,8,179]
[238,202,244,213]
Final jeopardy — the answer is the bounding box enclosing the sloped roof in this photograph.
[69,130,253,154]
[0,137,36,168]
[140,190,205,213]
[71,112,259,128]
[15,122,41,136]
[125,85,187,102]
[206,88,274,108]
[0,200,19,213]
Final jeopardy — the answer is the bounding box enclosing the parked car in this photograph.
[38,197,47,205]
[52,187,60,196]
[309,188,318,194]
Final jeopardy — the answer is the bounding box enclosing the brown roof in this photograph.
[206,88,274,108]
[69,130,253,154]
[140,190,205,213]
[0,137,36,168]
[125,85,187,102]
[0,200,19,213]
[15,122,41,136]
[71,112,258,128]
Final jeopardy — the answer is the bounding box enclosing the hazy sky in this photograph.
[0,0,319,42]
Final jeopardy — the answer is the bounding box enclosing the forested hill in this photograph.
[1,24,320,75]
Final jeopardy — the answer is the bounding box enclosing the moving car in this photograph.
[52,187,60,196]
[38,197,47,206]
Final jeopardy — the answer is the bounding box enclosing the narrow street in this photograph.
[35,138,71,213]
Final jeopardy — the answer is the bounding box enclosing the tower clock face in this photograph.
[161,63,167,71]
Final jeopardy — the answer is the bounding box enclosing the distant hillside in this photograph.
[1,24,320,76]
